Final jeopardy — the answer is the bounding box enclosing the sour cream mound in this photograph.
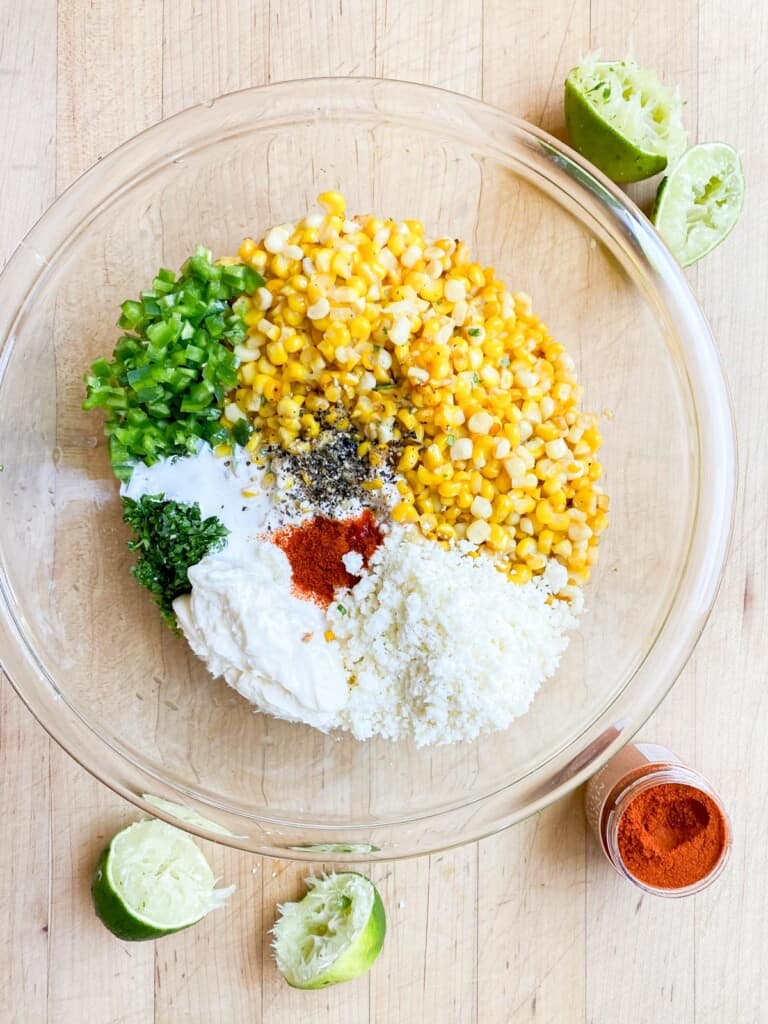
[173,538,349,729]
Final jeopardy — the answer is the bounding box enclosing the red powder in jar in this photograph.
[272,509,382,607]
[617,782,727,889]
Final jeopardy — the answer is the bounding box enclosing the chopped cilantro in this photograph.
[122,495,229,630]
[336,603,348,616]
[468,327,481,337]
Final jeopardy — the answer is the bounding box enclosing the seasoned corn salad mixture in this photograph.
[84,193,608,746]
[231,191,607,588]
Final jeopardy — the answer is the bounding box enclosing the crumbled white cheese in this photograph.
[341,550,364,576]
[328,530,577,746]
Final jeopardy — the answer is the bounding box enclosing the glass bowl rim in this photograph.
[0,77,737,859]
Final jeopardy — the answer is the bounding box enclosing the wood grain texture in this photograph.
[45,3,164,1022]
[479,9,591,1023]
[0,3,56,1022]
[692,3,768,1020]
[582,10,701,1024]
[1,2,766,1022]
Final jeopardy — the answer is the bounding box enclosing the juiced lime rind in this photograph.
[565,56,687,183]
[272,872,386,989]
[652,142,745,266]
[92,844,173,941]
[91,819,233,941]
[565,79,667,183]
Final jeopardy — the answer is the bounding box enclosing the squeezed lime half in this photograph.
[652,142,745,266]
[565,56,687,183]
[91,819,234,941]
[272,872,386,988]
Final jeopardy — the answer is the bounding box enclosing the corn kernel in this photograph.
[266,340,288,366]
[470,495,493,519]
[467,519,491,545]
[318,191,346,216]
[450,437,473,461]
[487,523,508,550]
[392,501,419,523]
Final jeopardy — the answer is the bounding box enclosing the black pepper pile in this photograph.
[266,431,395,516]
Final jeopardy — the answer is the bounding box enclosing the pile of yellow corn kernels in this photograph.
[227,192,608,586]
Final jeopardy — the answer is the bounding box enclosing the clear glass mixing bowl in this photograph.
[0,79,735,859]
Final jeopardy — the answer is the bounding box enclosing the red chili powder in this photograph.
[272,509,382,607]
[617,782,727,889]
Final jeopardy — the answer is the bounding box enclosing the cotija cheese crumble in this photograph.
[329,529,578,746]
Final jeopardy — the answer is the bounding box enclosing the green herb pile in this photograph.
[83,247,263,481]
[122,495,229,630]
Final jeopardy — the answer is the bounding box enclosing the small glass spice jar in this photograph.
[585,742,731,897]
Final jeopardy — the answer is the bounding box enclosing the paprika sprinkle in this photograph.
[272,509,382,607]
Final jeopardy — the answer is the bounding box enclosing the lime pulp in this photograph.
[91,819,234,941]
[272,872,386,988]
[565,56,687,183]
[652,142,745,266]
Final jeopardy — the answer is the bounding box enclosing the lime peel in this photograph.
[91,819,234,941]
[652,142,745,267]
[272,872,386,988]
[565,54,687,183]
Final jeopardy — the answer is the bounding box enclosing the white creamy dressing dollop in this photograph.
[121,443,283,540]
[173,538,349,729]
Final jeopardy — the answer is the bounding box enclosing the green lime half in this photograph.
[652,142,745,267]
[91,819,234,941]
[565,56,687,183]
[272,872,386,989]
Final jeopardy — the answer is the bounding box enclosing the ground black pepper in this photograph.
[266,430,394,515]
